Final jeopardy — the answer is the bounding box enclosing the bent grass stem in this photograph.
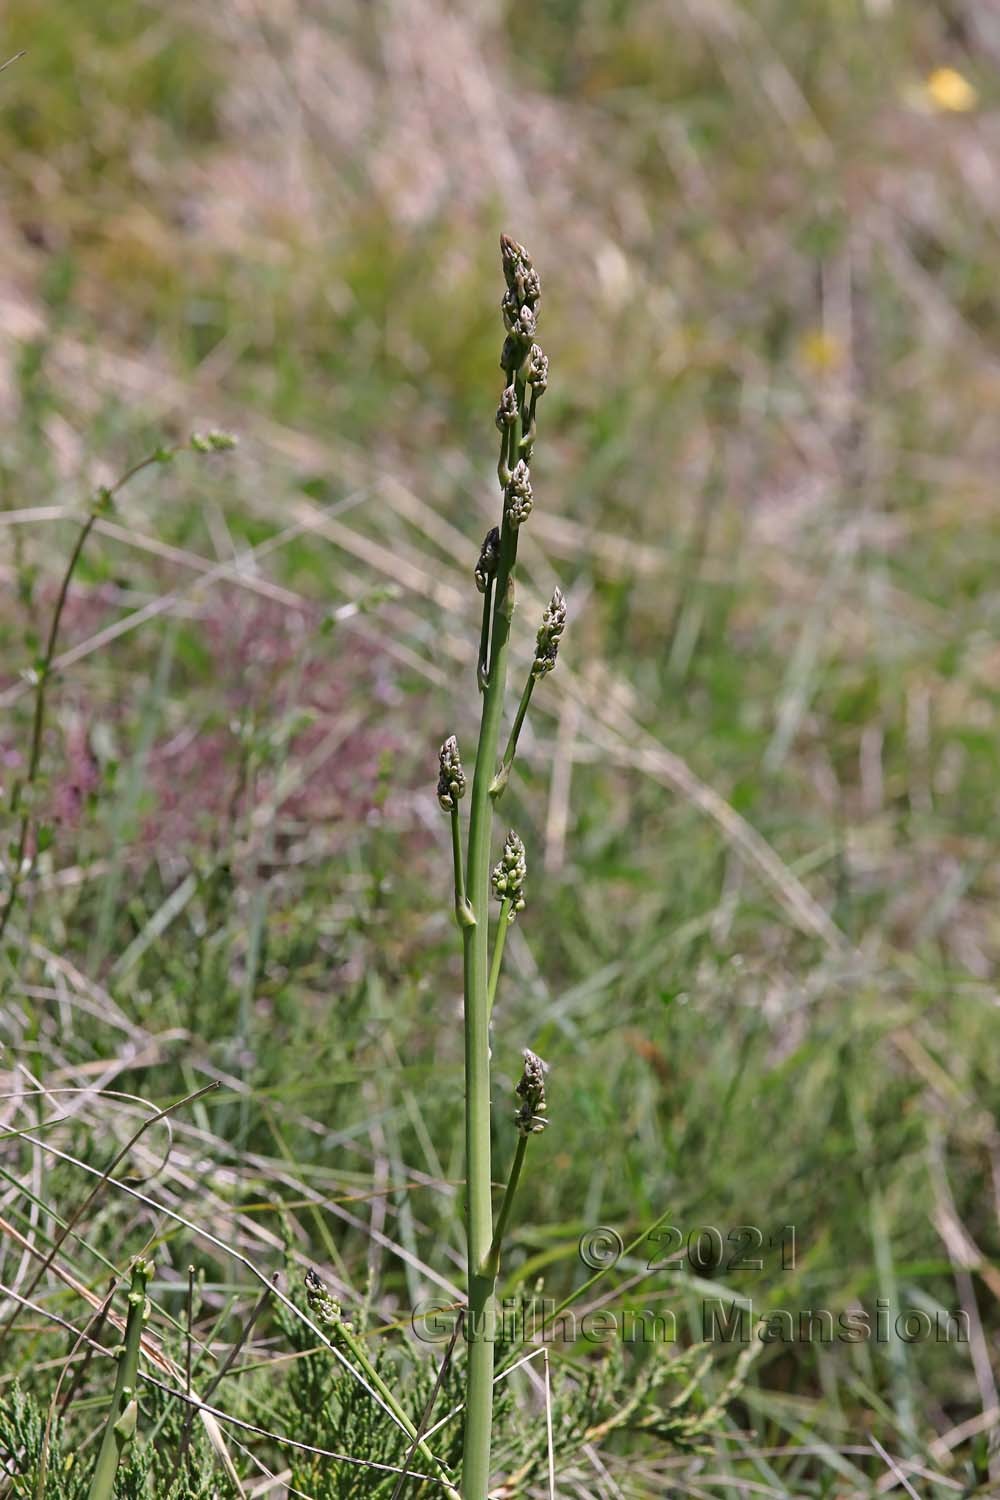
[0,437,235,945]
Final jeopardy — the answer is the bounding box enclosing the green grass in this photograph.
[2,0,1000,1494]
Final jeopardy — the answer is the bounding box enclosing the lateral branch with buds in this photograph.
[437,236,567,1499]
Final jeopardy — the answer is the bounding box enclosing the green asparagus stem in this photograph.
[305,1269,461,1500]
[439,235,563,1500]
[483,1050,548,1280]
[486,898,512,1017]
[490,587,567,801]
[439,737,474,927]
[86,1257,153,1500]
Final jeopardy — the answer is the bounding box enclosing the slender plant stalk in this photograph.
[438,236,565,1500]
[486,897,512,1016]
[490,676,534,802]
[481,1046,551,1282]
[305,1268,461,1499]
[390,1316,464,1500]
[483,1136,527,1281]
[490,589,565,803]
[85,1256,152,1500]
[0,431,236,945]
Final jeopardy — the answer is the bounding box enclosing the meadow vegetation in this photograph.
[2,1,1000,1494]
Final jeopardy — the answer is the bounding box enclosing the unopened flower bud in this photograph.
[492,829,526,915]
[521,267,541,308]
[305,1267,353,1337]
[500,233,530,293]
[514,304,537,341]
[437,735,467,811]
[527,344,549,395]
[515,1048,548,1135]
[475,526,501,593]
[505,460,533,529]
[495,385,518,431]
[532,587,566,677]
[501,289,519,333]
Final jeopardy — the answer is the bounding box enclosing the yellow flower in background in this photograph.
[800,329,844,375]
[925,66,978,113]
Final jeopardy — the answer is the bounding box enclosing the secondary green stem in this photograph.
[476,583,493,693]
[86,1257,152,1500]
[306,1266,460,1497]
[487,899,512,1017]
[482,1134,528,1281]
[490,672,535,801]
[337,1318,461,1499]
[451,808,474,927]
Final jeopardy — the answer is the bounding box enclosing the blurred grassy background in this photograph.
[2,0,1000,1493]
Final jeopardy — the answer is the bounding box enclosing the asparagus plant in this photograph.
[439,235,565,1499]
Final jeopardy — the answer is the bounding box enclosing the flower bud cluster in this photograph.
[437,735,467,812]
[492,828,526,916]
[499,235,547,396]
[495,385,518,431]
[515,1048,548,1135]
[504,460,533,529]
[305,1266,354,1337]
[527,344,549,395]
[493,234,549,536]
[532,587,566,677]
